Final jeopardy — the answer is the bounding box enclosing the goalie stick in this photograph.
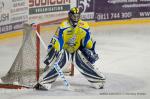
[53,52,72,90]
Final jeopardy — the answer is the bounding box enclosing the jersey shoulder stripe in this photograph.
[60,20,70,29]
[78,20,89,29]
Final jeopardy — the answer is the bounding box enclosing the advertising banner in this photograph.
[29,0,71,24]
[95,0,150,21]
[77,0,95,20]
[0,0,28,34]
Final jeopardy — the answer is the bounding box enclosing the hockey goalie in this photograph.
[34,7,105,90]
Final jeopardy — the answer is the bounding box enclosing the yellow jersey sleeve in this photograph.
[79,20,94,49]
[48,20,69,51]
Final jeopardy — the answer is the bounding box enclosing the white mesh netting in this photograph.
[0,18,73,87]
[1,24,38,87]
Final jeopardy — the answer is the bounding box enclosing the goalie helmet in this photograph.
[68,7,80,27]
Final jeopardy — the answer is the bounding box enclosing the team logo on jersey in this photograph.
[67,35,76,46]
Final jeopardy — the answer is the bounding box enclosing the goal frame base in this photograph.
[0,83,31,89]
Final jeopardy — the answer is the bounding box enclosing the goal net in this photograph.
[0,18,74,89]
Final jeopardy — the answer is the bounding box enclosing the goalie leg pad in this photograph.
[74,50,105,89]
[43,47,59,66]
[38,50,69,88]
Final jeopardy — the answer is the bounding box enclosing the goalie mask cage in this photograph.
[0,18,74,89]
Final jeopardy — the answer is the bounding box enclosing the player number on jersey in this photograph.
[50,38,56,45]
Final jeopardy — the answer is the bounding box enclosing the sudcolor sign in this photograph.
[29,0,70,14]
[29,0,71,23]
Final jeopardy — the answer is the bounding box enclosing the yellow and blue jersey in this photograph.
[48,19,94,53]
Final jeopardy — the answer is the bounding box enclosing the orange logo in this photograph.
[79,22,84,26]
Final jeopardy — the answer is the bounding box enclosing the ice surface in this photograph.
[0,24,150,99]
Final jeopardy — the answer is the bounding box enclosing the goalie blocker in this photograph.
[34,44,105,90]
